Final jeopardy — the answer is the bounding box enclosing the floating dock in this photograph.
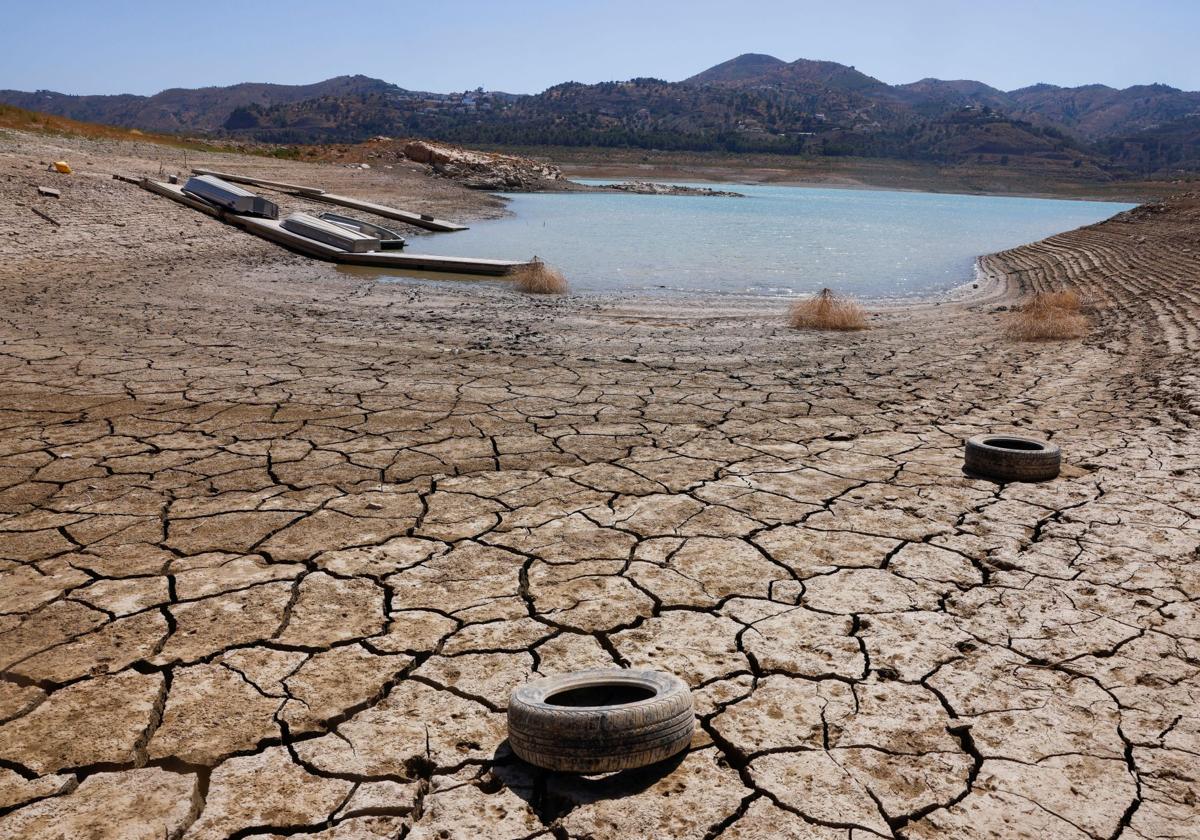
[139,179,524,276]
[189,168,468,232]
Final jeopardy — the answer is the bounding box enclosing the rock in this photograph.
[749,750,891,835]
[0,670,163,774]
[597,181,744,197]
[711,675,854,753]
[0,767,197,840]
[148,662,282,764]
[261,816,410,839]
[413,651,533,709]
[0,601,107,670]
[72,575,170,616]
[10,609,168,683]
[155,581,293,665]
[0,768,75,810]
[407,769,542,840]
[737,605,864,679]
[721,797,847,838]
[612,610,748,684]
[184,746,353,839]
[802,568,941,613]
[274,572,386,647]
[281,643,411,733]
[402,139,563,192]
[555,748,746,839]
[294,680,504,773]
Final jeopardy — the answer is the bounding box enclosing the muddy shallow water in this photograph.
[407,182,1133,297]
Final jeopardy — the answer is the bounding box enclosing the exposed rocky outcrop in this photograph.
[403,139,565,191]
[596,181,744,197]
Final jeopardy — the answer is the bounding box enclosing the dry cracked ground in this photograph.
[0,133,1198,839]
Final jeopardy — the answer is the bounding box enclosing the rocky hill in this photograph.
[0,75,405,133]
[3,56,1198,174]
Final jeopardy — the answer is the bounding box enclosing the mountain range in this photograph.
[3,56,1198,174]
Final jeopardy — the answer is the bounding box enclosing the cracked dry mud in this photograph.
[1,133,1198,839]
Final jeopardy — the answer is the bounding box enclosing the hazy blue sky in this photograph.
[2,0,1197,96]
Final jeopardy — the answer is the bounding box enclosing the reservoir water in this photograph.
[403,182,1134,298]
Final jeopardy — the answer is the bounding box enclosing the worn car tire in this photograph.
[964,434,1061,482]
[507,669,695,773]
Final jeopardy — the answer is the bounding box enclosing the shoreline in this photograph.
[559,165,1153,204]
[520,144,1192,204]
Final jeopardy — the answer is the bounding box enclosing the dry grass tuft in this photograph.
[512,258,569,295]
[788,288,868,331]
[1006,289,1088,341]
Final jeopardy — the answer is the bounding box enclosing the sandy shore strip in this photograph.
[0,131,1197,839]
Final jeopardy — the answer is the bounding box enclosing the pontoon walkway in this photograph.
[140,179,523,276]
[190,168,469,232]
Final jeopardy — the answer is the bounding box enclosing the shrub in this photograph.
[511,258,568,295]
[1005,289,1088,341]
[788,288,867,331]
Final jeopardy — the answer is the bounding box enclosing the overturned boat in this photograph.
[182,174,279,218]
[317,212,406,249]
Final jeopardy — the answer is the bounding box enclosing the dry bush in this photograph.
[788,288,868,331]
[512,258,568,295]
[1037,289,1082,311]
[1005,289,1088,341]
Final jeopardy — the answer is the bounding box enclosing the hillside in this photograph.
[0,102,241,151]
[0,75,404,133]
[3,56,1199,174]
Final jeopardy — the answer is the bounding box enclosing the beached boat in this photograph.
[182,174,279,218]
[317,212,407,249]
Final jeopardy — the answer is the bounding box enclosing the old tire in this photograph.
[965,434,1061,482]
[507,669,694,773]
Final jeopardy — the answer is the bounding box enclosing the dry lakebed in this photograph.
[0,131,1198,840]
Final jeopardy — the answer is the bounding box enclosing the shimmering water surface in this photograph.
[401,182,1133,298]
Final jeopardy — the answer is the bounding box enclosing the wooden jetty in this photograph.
[190,168,468,232]
[138,179,523,277]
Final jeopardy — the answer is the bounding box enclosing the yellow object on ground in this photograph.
[52,161,71,174]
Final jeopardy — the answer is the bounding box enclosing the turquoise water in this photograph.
[405,182,1133,298]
